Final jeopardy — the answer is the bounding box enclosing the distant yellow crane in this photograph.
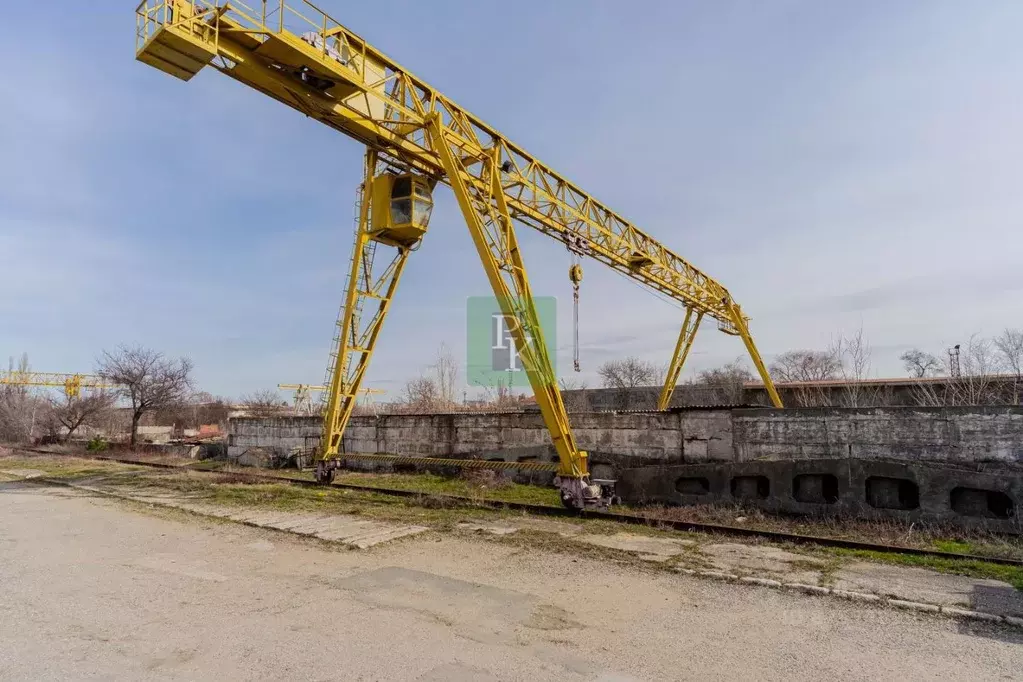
[0,372,115,398]
[277,383,384,414]
[135,0,784,508]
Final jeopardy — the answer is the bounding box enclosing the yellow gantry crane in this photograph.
[135,0,783,508]
[0,372,115,398]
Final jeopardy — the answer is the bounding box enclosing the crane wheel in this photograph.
[315,462,336,485]
[560,494,583,513]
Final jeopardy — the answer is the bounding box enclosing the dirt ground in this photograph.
[0,480,1020,681]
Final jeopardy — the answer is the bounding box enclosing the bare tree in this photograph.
[558,377,589,412]
[597,356,658,389]
[402,376,440,411]
[831,327,873,407]
[187,392,232,429]
[769,350,841,382]
[558,377,587,391]
[432,343,459,406]
[769,349,840,406]
[995,328,1023,404]
[951,335,999,405]
[45,391,116,441]
[0,353,43,443]
[911,335,1001,406]
[98,345,194,448]
[900,349,942,378]
[690,358,754,404]
[472,375,521,409]
[240,389,289,418]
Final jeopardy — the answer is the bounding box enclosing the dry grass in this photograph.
[331,471,560,506]
[6,450,1023,588]
[636,502,1023,561]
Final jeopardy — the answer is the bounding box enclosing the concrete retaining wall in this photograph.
[617,458,1022,533]
[228,406,1023,470]
[227,411,689,473]
[732,407,1023,465]
[227,406,1023,531]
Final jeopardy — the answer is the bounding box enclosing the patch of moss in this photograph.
[827,547,1023,591]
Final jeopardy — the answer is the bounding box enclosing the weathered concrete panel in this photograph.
[618,457,1023,533]
[227,406,1023,476]
[733,407,1023,465]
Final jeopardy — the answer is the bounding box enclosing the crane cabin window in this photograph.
[413,198,433,227]
[389,175,432,229]
[390,197,412,227]
[389,176,413,227]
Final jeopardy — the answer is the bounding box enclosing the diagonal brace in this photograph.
[658,308,704,410]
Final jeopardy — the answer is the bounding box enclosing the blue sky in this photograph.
[1,1,1020,400]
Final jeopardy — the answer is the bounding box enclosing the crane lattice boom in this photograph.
[135,0,783,508]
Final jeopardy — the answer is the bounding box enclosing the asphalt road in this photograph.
[0,481,1019,681]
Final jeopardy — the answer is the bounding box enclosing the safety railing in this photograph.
[135,0,219,53]
[135,0,171,51]
[136,0,381,82]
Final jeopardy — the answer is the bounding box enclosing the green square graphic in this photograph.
[466,296,557,388]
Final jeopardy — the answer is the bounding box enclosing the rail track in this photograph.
[7,446,1023,568]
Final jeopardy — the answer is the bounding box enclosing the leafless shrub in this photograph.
[831,326,875,407]
[459,467,510,489]
[910,335,1006,406]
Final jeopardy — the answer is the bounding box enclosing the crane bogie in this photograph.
[135,0,784,509]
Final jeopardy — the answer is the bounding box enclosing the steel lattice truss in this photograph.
[134,1,784,493]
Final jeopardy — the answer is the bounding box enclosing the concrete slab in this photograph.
[226,510,275,523]
[0,469,46,479]
[833,562,1023,617]
[244,512,302,528]
[456,521,519,536]
[267,515,335,532]
[286,518,348,535]
[313,520,380,541]
[701,543,827,584]
[301,518,428,548]
[575,532,695,560]
[348,526,429,549]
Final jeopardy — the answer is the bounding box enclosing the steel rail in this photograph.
[8,447,1023,568]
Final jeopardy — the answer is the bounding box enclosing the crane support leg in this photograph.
[426,115,613,509]
[317,150,415,482]
[657,308,704,410]
[729,305,783,408]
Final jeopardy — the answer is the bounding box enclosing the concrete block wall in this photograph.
[227,406,1023,472]
[228,416,322,465]
[732,407,1023,465]
[228,411,685,471]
